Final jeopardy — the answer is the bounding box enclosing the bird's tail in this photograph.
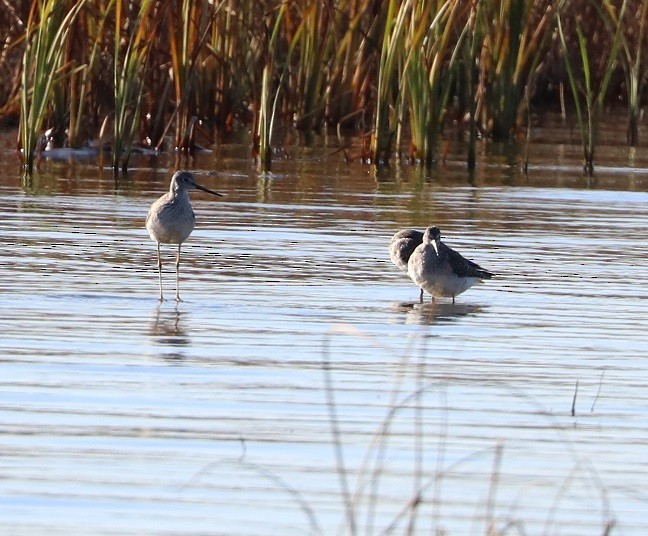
[477,269,494,280]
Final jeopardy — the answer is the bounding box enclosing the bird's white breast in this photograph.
[146,193,196,244]
[407,243,478,298]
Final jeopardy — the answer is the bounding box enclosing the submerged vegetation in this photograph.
[0,0,646,176]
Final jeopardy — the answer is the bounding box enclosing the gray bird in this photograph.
[389,229,425,302]
[407,226,493,303]
[146,170,223,301]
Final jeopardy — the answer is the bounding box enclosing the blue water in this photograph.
[1,135,648,534]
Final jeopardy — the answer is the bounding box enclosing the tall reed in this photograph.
[255,62,273,171]
[401,0,465,167]
[164,1,223,153]
[326,3,372,131]
[19,0,87,175]
[601,0,648,146]
[370,0,403,166]
[290,1,328,130]
[6,0,648,176]
[557,0,627,175]
[253,3,294,172]
[465,0,482,171]
[477,0,555,141]
[112,0,155,173]
[68,0,113,148]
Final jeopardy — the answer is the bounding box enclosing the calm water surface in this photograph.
[1,128,648,535]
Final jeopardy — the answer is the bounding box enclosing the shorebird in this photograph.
[389,229,424,302]
[407,226,493,303]
[146,170,223,301]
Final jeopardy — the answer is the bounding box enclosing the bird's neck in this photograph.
[170,183,187,197]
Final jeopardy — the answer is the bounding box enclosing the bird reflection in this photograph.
[392,300,485,325]
[149,302,190,355]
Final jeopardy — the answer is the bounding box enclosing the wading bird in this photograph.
[389,229,424,302]
[146,170,223,301]
[407,226,493,303]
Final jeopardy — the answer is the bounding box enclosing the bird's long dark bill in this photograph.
[195,184,224,196]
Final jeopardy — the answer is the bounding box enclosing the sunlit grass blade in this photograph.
[255,62,272,171]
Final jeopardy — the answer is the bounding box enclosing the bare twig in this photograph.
[485,441,504,535]
[571,379,579,417]
[591,371,605,413]
[322,326,357,535]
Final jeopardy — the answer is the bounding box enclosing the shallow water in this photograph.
[1,125,648,535]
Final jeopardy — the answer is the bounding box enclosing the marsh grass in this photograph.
[557,0,627,176]
[255,62,273,171]
[4,0,647,176]
[166,1,224,153]
[183,323,618,533]
[368,0,398,166]
[603,0,648,146]
[477,0,556,141]
[112,0,156,173]
[19,0,88,175]
[401,0,464,167]
[253,4,290,172]
[319,325,617,534]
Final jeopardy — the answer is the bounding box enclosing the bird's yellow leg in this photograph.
[175,244,182,302]
[157,242,164,301]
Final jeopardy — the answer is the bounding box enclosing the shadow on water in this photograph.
[392,300,486,325]
[148,302,190,358]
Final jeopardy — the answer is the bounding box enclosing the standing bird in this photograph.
[146,170,223,301]
[389,229,424,302]
[407,226,493,303]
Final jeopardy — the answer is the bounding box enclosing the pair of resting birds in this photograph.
[389,227,494,304]
[146,170,494,302]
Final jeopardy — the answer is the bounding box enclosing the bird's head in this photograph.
[424,226,441,255]
[170,170,223,197]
